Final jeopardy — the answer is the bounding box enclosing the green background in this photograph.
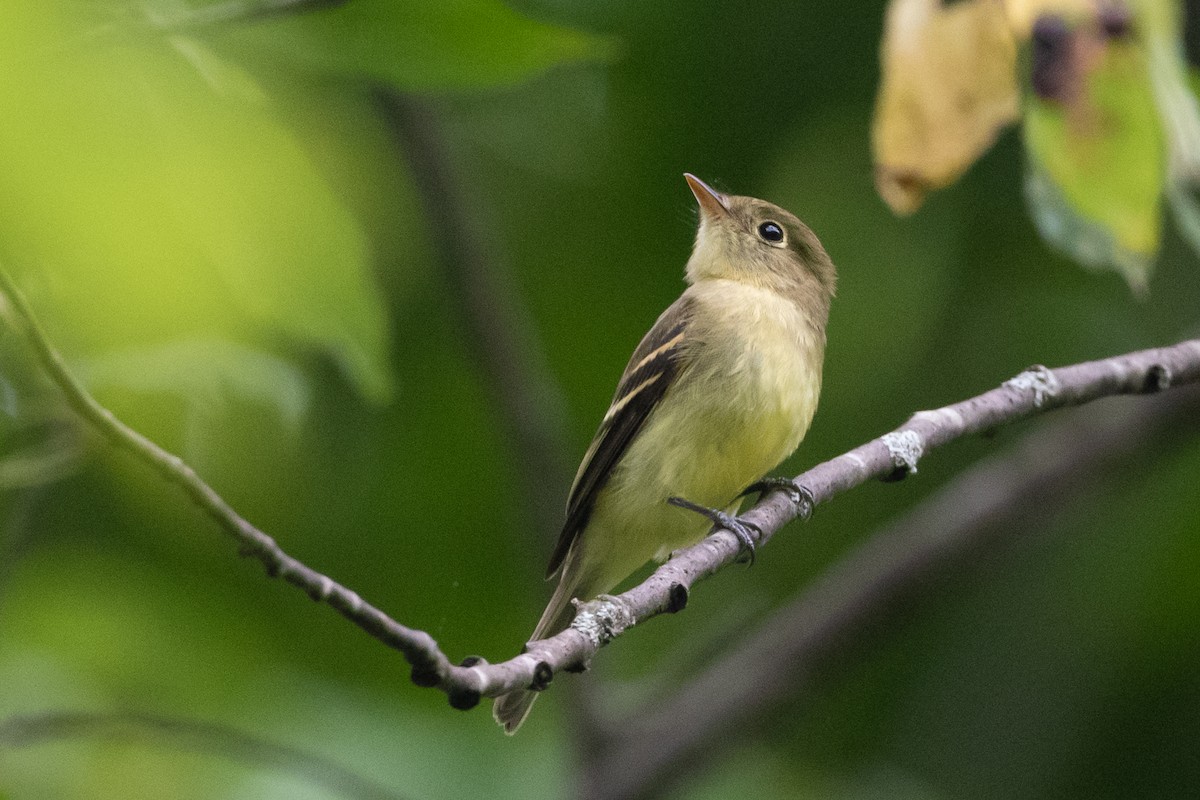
[1,1,1198,798]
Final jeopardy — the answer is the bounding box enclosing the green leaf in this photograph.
[0,5,394,409]
[1140,3,1200,184]
[181,0,618,90]
[1023,36,1166,291]
[1144,20,1200,261]
[1024,161,1154,292]
[81,339,312,427]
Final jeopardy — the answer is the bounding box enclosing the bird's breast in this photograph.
[619,281,824,515]
[580,280,826,576]
[686,283,823,469]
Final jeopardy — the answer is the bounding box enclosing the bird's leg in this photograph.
[739,477,815,520]
[667,496,761,565]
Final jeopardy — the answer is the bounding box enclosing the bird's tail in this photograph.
[492,567,587,735]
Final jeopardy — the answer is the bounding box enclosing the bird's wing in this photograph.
[545,296,695,579]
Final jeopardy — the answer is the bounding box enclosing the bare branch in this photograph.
[1,261,1197,715]
[371,91,601,737]
[450,341,1200,709]
[0,266,456,693]
[0,710,406,800]
[580,381,1200,800]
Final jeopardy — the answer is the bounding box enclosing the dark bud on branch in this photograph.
[448,687,481,711]
[531,662,554,692]
[1142,364,1172,393]
[410,662,441,688]
[667,583,689,613]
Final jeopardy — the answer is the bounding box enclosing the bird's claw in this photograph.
[667,496,761,565]
[739,477,815,520]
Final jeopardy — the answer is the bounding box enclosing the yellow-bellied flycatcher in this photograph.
[494,174,836,733]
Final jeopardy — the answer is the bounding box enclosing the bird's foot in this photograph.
[739,477,815,520]
[667,496,761,565]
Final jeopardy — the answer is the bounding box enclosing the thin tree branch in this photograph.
[1,262,1198,713]
[581,381,1200,800]
[456,341,1200,711]
[0,710,406,800]
[0,266,456,693]
[371,91,601,742]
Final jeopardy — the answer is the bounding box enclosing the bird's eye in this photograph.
[758,221,785,243]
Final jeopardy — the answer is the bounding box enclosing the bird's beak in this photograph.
[684,173,730,220]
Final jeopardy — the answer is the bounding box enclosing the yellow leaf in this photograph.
[1004,0,1099,37]
[872,0,1020,214]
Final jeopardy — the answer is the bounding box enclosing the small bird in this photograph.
[493,174,837,733]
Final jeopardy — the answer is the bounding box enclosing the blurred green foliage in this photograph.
[1,1,1198,799]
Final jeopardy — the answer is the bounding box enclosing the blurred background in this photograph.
[1,1,1198,798]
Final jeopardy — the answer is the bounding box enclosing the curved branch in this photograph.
[0,266,455,690]
[447,341,1200,708]
[371,91,601,738]
[1,262,1197,713]
[581,381,1200,800]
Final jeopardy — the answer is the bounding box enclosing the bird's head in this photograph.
[683,173,837,311]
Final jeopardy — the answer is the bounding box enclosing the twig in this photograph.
[0,266,457,693]
[444,341,1200,712]
[370,91,598,740]
[374,89,601,744]
[580,381,1200,800]
[1,262,1198,712]
[0,710,406,800]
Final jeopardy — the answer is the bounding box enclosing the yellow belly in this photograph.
[575,280,824,595]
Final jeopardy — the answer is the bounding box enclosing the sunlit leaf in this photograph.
[1023,26,1166,290]
[177,0,618,91]
[1134,1,1200,261]
[165,35,270,104]
[1025,159,1154,289]
[873,0,1020,215]
[0,5,394,413]
[1004,0,1099,37]
[80,340,312,428]
[1138,0,1200,183]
